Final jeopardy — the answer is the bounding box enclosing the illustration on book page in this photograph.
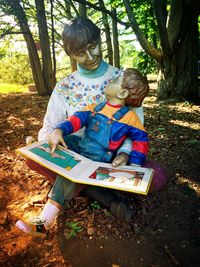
[89,166,145,187]
[30,143,81,170]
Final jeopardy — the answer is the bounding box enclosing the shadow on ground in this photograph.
[0,87,199,267]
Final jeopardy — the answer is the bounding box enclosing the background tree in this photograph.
[74,0,199,101]
[35,0,55,94]
[49,0,56,79]
[122,0,200,100]
[99,0,113,65]
[112,9,120,68]
[0,0,199,101]
[0,0,49,95]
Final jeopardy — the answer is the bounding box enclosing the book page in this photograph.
[76,162,154,195]
[17,141,154,195]
[17,141,92,179]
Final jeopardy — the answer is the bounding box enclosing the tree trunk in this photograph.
[112,9,120,68]
[23,28,47,96]
[157,1,199,100]
[79,3,87,17]
[35,0,56,94]
[99,0,113,65]
[50,0,56,81]
[7,0,47,96]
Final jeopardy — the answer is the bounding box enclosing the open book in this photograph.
[16,141,154,195]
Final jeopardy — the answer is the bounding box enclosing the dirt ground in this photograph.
[0,84,200,267]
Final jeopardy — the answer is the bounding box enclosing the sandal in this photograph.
[15,217,47,238]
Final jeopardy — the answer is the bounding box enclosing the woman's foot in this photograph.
[15,217,48,238]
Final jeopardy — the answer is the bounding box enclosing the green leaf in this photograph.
[66,221,83,238]
[157,127,165,132]
[188,139,198,145]
[91,200,101,209]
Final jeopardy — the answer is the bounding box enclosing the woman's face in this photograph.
[72,42,102,70]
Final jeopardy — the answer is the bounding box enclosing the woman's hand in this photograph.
[48,129,67,155]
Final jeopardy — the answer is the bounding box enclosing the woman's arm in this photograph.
[38,83,69,141]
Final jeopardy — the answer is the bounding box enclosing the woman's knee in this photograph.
[26,158,56,183]
[144,160,167,192]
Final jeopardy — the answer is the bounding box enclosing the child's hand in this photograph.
[112,153,129,167]
[48,129,67,155]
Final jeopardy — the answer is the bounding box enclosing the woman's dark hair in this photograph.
[122,68,149,107]
[62,17,101,55]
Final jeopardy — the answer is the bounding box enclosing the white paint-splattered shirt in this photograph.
[38,63,144,146]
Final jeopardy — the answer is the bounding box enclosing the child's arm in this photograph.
[112,140,141,167]
[113,113,148,167]
[112,106,144,166]
[48,107,92,155]
[128,118,148,166]
[56,110,90,136]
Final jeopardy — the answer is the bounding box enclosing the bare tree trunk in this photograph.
[79,3,87,17]
[99,0,113,65]
[22,26,46,95]
[35,0,55,94]
[63,0,78,71]
[157,0,199,100]
[7,0,47,95]
[50,0,56,82]
[112,9,120,68]
[123,0,199,101]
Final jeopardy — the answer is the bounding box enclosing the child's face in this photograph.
[72,42,102,70]
[104,76,123,99]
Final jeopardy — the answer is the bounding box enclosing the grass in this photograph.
[0,83,28,94]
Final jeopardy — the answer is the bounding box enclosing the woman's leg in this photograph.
[26,158,57,183]
[16,175,77,237]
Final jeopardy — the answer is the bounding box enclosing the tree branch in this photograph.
[73,0,129,27]
[0,30,24,39]
[123,0,162,61]
[68,0,79,16]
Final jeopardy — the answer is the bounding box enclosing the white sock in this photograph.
[39,201,60,230]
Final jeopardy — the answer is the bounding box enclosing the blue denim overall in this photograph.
[79,101,130,162]
[48,102,130,206]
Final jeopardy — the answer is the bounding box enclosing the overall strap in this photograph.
[94,101,107,112]
[113,106,130,121]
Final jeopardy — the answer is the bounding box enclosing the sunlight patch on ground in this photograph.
[1,227,32,256]
[143,96,157,105]
[0,83,28,94]
[168,104,200,114]
[27,117,41,125]
[7,115,25,128]
[169,119,200,130]
[175,174,200,197]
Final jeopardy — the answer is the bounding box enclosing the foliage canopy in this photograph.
[0,0,199,100]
